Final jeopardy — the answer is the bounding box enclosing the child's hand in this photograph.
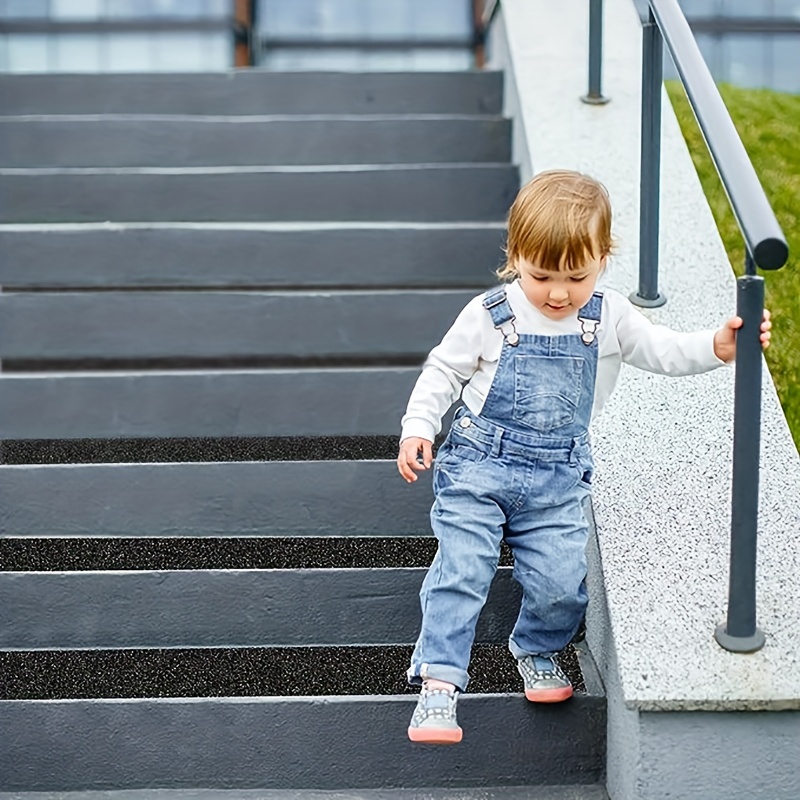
[397,437,433,483]
[713,309,772,363]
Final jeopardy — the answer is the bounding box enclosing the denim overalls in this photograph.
[408,286,603,692]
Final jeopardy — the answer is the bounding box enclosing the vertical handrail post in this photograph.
[582,0,610,105]
[715,253,766,653]
[631,6,667,308]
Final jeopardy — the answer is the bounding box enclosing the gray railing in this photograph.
[582,0,610,105]
[483,0,789,653]
[634,0,788,654]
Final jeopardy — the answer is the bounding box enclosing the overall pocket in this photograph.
[432,434,488,494]
[513,354,584,432]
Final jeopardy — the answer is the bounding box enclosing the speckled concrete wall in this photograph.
[489,1,800,797]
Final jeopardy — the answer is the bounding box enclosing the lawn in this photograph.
[666,81,799,449]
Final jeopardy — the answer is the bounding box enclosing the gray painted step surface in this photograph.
[1,165,519,223]
[0,787,610,799]
[0,568,520,649]
[0,224,504,289]
[0,117,511,168]
[0,461,432,538]
[0,72,504,116]
[0,369,418,440]
[0,291,473,361]
[0,694,606,791]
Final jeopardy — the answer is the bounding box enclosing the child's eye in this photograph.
[570,275,588,282]
[531,275,549,282]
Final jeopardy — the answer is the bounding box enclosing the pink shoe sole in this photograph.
[408,726,463,745]
[524,685,574,703]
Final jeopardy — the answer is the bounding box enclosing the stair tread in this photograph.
[1,164,518,225]
[0,693,605,792]
[0,71,504,116]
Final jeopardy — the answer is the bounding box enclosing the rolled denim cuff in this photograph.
[407,662,469,692]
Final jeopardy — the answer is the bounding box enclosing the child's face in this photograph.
[515,253,606,320]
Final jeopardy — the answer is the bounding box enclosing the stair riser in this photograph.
[0,695,606,791]
[0,536,453,569]
[0,227,505,289]
[0,118,511,168]
[0,643,585,701]
[0,435,402,466]
[0,291,476,360]
[0,369,421,440]
[0,461,431,538]
[0,72,504,116]
[2,167,518,224]
[0,568,520,649]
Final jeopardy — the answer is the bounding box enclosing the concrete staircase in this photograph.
[0,70,606,797]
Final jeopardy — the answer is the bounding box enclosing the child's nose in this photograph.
[549,285,569,301]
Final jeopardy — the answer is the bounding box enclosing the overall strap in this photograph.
[482,287,519,346]
[577,291,603,345]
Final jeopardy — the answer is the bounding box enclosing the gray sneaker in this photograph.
[407,684,463,744]
[517,654,573,703]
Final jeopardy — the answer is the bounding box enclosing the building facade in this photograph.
[0,0,798,93]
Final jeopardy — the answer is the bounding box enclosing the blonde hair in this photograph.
[497,170,614,280]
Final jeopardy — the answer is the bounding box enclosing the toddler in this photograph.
[397,169,771,744]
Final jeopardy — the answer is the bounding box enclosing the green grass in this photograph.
[666,81,800,449]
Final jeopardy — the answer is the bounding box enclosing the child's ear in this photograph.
[599,254,609,272]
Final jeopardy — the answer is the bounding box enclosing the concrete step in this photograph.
[0,223,505,290]
[0,568,522,650]
[0,116,512,168]
[0,461,430,538]
[0,71,504,116]
[0,787,610,800]
[0,368,421,440]
[0,692,605,792]
[1,164,519,224]
[0,290,478,362]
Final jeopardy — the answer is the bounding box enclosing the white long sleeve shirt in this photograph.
[400,279,726,443]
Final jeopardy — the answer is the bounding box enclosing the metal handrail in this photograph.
[641,0,788,287]
[481,0,789,654]
[482,0,501,29]
[640,0,788,654]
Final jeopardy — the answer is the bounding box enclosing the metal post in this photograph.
[631,7,666,308]
[582,0,610,105]
[715,254,766,652]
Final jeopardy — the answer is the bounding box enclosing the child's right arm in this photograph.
[397,296,486,482]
